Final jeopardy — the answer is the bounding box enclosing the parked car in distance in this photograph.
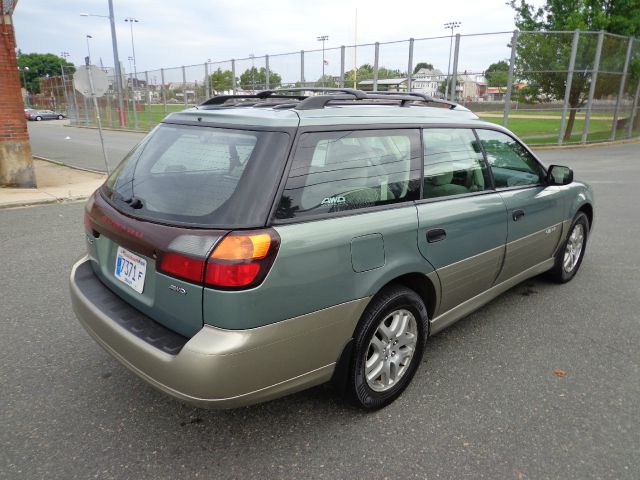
[27,109,65,121]
[70,88,594,411]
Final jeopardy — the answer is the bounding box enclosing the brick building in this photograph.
[1,4,35,187]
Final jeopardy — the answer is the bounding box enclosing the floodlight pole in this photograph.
[444,21,461,99]
[317,35,328,87]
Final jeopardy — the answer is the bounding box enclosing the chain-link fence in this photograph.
[38,30,640,146]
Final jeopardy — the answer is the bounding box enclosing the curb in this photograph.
[33,155,107,175]
[0,195,88,210]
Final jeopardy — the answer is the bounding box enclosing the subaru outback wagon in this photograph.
[70,88,593,410]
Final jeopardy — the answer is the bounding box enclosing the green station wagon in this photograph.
[70,88,594,410]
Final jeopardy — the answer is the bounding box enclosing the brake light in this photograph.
[205,229,280,289]
[159,252,205,284]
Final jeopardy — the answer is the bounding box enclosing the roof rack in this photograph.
[198,88,459,111]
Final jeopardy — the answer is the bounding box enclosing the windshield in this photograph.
[102,123,290,228]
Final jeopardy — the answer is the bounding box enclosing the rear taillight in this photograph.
[158,253,205,284]
[157,229,280,289]
[205,229,280,289]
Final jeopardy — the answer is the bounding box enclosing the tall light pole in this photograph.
[317,35,328,88]
[18,66,29,106]
[444,21,461,100]
[124,17,139,128]
[80,0,125,127]
[60,51,73,116]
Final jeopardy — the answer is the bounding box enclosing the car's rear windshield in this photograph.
[101,123,290,228]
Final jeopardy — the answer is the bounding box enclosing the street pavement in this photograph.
[1,137,639,479]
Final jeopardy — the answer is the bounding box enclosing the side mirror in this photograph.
[547,165,574,186]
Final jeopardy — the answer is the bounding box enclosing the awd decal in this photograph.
[321,196,346,205]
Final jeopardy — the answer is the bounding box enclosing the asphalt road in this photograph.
[2,141,639,479]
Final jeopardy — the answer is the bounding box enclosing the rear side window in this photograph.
[102,124,290,228]
[423,128,491,199]
[475,129,543,188]
[274,129,421,221]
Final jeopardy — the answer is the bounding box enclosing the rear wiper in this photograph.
[124,196,144,209]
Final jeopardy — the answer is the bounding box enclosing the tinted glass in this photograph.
[275,129,421,220]
[423,128,491,199]
[475,129,543,188]
[102,123,290,227]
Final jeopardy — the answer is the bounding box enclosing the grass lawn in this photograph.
[482,116,614,143]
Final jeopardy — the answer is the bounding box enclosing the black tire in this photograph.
[35,116,42,121]
[57,115,63,120]
[548,212,589,283]
[347,285,428,410]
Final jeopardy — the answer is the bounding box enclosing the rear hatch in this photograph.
[85,122,291,337]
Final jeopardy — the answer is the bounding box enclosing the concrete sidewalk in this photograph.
[0,159,105,208]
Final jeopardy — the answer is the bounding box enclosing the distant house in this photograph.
[458,73,487,102]
[358,78,408,92]
[412,68,445,97]
[486,87,505,101]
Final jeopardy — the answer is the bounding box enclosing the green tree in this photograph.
[485,60,510,87]
[239,67,282,90]
[413,62,434,73]
[509,0,640,140]
[208,68,235,92]
[17,52,75,94]
[315,75,338,88]
[345,64,406,87]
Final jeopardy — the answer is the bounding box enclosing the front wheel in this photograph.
[35,116,42,121]
[549,212,589,283]
[347,285,428,410]
[57,115,63,120]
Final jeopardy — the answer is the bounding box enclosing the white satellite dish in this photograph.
[73,66,109,98]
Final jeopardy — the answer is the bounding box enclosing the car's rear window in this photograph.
[102,123,290,228]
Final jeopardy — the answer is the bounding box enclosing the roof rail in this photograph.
[199,87,367,106]
[199,88,460,111]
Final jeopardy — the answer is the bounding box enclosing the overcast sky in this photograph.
[13,0,544,83]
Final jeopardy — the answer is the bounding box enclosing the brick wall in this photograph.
[0,16,28,141]
[0,13,35,187]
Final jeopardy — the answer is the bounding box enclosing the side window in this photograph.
[275,129,421,220]
[423,128,491,199]
[475,129,543,188]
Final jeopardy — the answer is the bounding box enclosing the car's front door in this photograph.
[416,128,508,316]
[475,129,565,283]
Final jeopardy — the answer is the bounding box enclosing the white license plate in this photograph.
[114,246,147,294]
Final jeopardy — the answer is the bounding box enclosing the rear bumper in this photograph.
[69,256,367,408]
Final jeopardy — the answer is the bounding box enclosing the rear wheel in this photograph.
[347,285,428,410]
[549,212,589,283]
[35,116,42,121]
[57,115,63,120]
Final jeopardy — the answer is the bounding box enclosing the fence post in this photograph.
[340,46,345,88]
[300,50,305,87]
[265,55,270,90]
[611,36,634,140]
[628,76,640,138]
[182,66,187,107]
[558,30,580,144]
[204,62,210,98]
[449,33,460,102]
[503,30,519,127]
[160,68,167,113]
[145,71,151,129]
[83,95,90,126]
[407,38,414,92]
[582,30,605,144]
[232,59,237,94]
[373,42,380,91]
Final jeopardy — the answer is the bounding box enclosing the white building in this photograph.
[411,68,445,97]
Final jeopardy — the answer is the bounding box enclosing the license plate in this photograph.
[114,246,147,294]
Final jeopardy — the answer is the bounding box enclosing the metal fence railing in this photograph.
[33,29,640,146]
